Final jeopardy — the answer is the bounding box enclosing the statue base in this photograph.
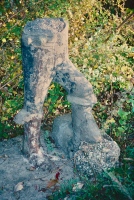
[51,113,120,176]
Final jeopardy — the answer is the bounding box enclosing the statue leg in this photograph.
[14,46,53,166]
[14,18,68,165]
[23,118,44,166]
[53,61,102,151]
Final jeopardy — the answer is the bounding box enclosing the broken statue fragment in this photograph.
[14,18,120,174]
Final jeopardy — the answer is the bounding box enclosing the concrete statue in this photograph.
[14,18,120,176]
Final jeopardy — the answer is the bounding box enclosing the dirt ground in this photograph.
[0,135,79,200]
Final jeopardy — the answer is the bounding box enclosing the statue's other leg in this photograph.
[53,61,102,152]
[71,104,102,150]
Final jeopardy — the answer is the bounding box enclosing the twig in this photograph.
[0,73,21,90]
[104,170,133,200]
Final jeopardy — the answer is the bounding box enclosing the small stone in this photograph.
[14,182,24,192]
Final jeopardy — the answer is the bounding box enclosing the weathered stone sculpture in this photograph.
[14,18,120,174]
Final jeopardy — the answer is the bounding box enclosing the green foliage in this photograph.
[0,0,133,139]
[44,83,71,116]
[49,179,79,200]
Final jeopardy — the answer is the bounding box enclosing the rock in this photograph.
[52,114,120,176]
[74,138,120,177]
[51,113,73,157]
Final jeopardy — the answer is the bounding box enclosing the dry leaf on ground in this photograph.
[14,182,24,192]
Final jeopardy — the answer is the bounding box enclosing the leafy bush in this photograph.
[0,0,133,138]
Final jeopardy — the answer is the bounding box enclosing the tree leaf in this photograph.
[46,179,58,189]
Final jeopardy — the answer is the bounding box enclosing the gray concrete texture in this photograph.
[14,18,120,174]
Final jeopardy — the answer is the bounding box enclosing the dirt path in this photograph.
[0,135,79,200]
